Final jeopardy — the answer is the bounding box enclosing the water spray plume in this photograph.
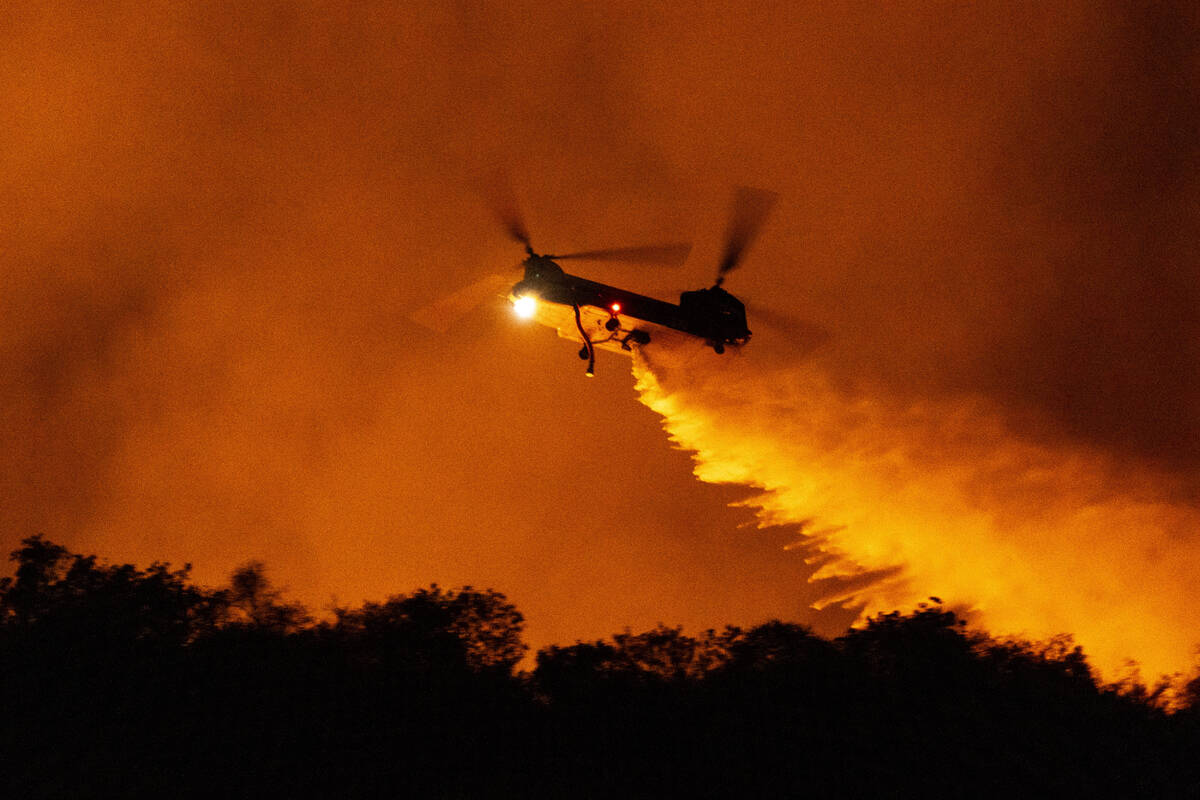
[633,343,1200,686]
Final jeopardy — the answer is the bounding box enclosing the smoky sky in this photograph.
[3,1,1198,650]
[956,3,1200,472]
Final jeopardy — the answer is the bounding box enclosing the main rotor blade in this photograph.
[717,186,778,282]
[480,169,532,250]
[496,202,532,250]
[409,271,520,333]
[551,242,692,267]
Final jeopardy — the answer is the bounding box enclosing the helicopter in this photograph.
[413,185,779,376]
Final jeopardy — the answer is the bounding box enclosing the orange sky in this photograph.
[4,1,1199,671]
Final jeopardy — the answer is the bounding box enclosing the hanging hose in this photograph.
[572,303,595,376]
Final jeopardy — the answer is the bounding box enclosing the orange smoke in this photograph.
[634,341,1200,683]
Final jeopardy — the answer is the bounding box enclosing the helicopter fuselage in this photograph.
[510,255,750,363]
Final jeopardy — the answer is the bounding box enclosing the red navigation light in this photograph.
[610,302,621,313]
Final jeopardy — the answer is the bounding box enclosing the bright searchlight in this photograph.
[513,294,538,319]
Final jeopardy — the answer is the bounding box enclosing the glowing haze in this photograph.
[4,2,1199,675]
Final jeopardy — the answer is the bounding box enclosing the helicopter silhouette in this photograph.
[414,185,782,376]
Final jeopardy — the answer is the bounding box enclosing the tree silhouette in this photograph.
[0,534,220,646]
[3,536,1200,797]
[536,624,724,698]
[0,535,71,624]
[331,584,526,675]
[221,560,311,633]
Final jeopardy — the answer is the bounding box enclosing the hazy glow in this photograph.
[513,295,538,319]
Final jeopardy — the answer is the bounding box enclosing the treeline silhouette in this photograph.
[2,536,1198,798]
